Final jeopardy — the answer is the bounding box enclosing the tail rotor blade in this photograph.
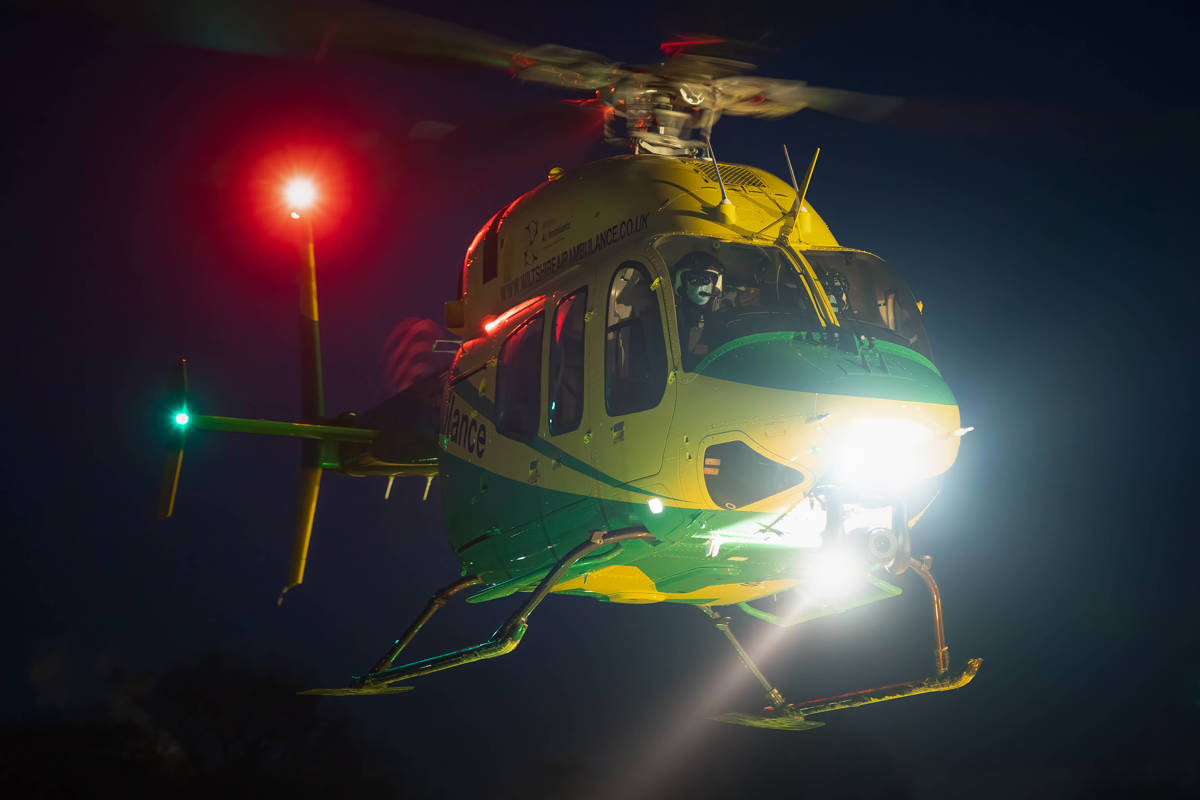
[156,358,189,520]
[280,447,322,605]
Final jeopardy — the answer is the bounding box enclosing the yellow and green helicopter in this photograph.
[155,7,980,731]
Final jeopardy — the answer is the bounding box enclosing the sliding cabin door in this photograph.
[536,285,607,552]
[588,259,677,522]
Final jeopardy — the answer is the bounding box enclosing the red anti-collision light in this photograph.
[284,178,316,210]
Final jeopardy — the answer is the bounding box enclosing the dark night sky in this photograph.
[3,1,1198,797]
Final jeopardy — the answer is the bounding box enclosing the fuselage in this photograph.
[438,155,961,611]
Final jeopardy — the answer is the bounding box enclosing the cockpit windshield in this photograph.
[801,250,931,358]
[657,236,822,371]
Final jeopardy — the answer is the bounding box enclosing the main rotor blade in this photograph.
[36,0,527,69]
[32,2,925,133]
[509,44,626,90]
[715,77,904,121]
[786,85,905,122]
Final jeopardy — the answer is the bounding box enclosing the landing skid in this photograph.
[301,685,414,696]
[707,555,981,730]
[711,658,982,729]
[711,710,827,731]
[303,527,655,696]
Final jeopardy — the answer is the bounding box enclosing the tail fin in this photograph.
[154,227,445,603]
[380,317,456,397]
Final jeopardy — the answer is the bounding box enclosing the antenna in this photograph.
[777,145,802,243]
[703,134,736,223]
[784,144,801,191]
[798,146,820,211]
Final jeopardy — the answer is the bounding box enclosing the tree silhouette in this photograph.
[3,652,412,798]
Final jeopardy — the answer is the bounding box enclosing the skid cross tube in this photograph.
[701,606,786,708]
[776,553,978,719]
[308,527,655,695]
[369,575,483,675]
[711,552,981,729]
[907,555,951,676]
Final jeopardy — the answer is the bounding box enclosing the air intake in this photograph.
[703,441,805,509]
[693,162,766,187]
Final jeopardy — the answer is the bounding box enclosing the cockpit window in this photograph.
[656,236,822,371]
[802,250,931,357]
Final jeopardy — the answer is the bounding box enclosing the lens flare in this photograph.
[807,547,862,600]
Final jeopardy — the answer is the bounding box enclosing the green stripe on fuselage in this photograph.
[694,334,956,404]
[449,379,678,500]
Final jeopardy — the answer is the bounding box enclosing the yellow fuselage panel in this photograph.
[440,154,960,608]
[456,155,838,336]
[445,294,961,515]
[661,378,962,510]
[551,564,800,605]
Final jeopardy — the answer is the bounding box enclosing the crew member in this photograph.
[673,250,726,370]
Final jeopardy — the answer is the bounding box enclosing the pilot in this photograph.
[819,268,853,315]
[673,251,726,370]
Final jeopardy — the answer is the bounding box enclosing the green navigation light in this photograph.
[175,412,190,426]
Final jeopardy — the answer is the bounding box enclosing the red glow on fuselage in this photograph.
[483,295,543,335]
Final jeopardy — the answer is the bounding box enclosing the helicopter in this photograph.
[143,1,982,731]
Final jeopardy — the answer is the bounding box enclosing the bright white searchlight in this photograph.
[834,417,934,492]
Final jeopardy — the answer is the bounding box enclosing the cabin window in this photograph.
[474,205,506,285]
[605,262,667,416]
[496,312,544,440]
[549,288,587,435]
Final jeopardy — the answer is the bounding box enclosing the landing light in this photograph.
[648,497,664,514]
[174,412,190,426]
[834,417,934,492]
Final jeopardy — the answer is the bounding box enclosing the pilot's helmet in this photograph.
[673,251,724,307]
